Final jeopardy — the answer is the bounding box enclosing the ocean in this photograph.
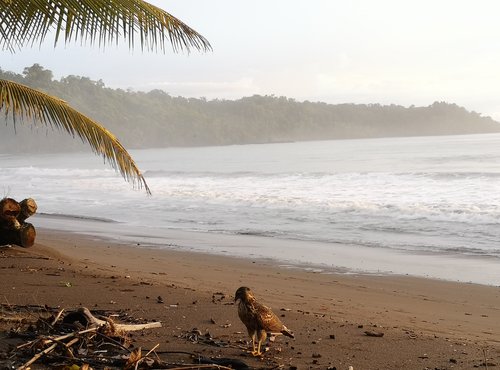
[2,133,500,285]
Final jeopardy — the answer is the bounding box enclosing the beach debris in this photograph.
[181,328,229,347]
[404,328,418,339]
[152,351,250,370]
[2,305,168,369]
[212,292,226,303]
[474,361,497,368]
[62,307,162,332]
[0,197,37,248]
[364,330,384,337]
[198,355,250,370]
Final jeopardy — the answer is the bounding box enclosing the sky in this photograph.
[2,1,500,119]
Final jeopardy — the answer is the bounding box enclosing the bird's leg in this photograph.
[255,338,263,356]
[251,333,258,356]
[253,330,266,356]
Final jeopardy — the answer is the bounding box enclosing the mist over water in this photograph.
[2,133,500,284]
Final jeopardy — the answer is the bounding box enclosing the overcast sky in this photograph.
[3,1,500,119]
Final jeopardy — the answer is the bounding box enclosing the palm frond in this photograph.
[0,79,151,194]
[0,0,212,53]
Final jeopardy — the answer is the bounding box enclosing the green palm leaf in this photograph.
[0,0,212,52]
[0,79,151,194]
[1,0,212,193]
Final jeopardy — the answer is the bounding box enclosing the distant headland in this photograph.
[1,64,499,153]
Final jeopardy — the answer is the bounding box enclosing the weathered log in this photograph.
[20,223,36,248]
[18,198,37,223]
[0,197,37,247]
[63,307,162,332]
[0,222,36,248]
[364,330,384,337]
[0,197,20,218]
[0,197,21,229]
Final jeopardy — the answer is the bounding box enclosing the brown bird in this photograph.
[234,286,294,356]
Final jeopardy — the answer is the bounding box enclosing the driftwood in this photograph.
[0,197,37,248]
[0,223,36,248]
[63,307,162,332]
[5,305,254,370]
[18,198,38,223]
[13,307,163,369]
[364,330,384,337]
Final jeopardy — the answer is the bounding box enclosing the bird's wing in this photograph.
[254,302,285,332]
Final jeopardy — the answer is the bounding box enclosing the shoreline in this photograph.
[36,228,500,344]
[34,214,500,286]
[2,227,500,369]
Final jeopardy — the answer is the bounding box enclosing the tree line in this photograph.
[1,64,499,153]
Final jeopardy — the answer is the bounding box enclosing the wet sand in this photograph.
[1,228,499,369]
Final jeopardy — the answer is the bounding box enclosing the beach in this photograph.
[1,228,499,369]
[4,135,500,286]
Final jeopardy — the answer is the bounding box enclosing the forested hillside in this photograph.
[2,64,500,153]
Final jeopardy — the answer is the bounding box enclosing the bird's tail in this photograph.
[281,325,294,338]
